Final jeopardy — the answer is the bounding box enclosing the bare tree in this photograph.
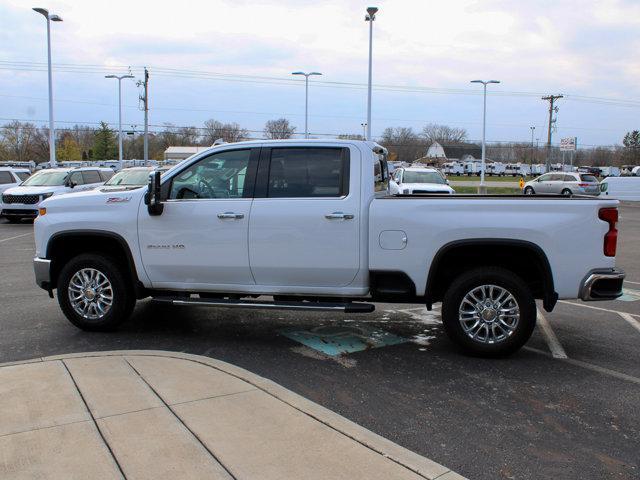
[421,123,467,146]
[1,121,37,162]
[202,119,249,144]
[379,127,424,162]
[263,118,296,139]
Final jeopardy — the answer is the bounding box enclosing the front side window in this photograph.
[564,175,576,182]
[267,147,347,198]
[169,149,251,200]
[69,172,85,186]
[538,174,552,182]
[82,170,102,184]
[16,172,30,181]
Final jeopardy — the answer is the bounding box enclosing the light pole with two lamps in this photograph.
[105,74,134,166]
[470,79,500,193]
[291,71,322,139]
[365,6,378,141]
[33,7,62,167]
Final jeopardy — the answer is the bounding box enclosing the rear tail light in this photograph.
[598,208,618,257]
[578,183,589,187]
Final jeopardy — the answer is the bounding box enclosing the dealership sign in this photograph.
[560,137,577,151]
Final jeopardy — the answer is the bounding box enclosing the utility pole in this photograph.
[542,94,563,172]
[137,68,149,165]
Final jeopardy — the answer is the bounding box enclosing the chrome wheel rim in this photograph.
[458,284,520,344]
[68,268,113,320]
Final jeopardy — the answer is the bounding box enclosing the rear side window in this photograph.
[563,175,576,182]
[549,174,564,181]
[82,170,102,184]
[267,148,348,198]
[580,174,598,183]
[100,170,115,181]
[0,172,13,184]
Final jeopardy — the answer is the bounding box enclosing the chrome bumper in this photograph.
[579,268,625,301]
[33,257,52,290]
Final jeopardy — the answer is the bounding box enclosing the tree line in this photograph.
[1,117,639,167]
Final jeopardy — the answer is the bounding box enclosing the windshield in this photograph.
[21,170,68,186]
[402,171,446,184]
[104,169,151,186]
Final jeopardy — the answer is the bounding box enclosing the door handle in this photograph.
[325,212,354,220]
[217,212,244,220]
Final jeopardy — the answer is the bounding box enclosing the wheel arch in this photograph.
[46,230,145,297]
[425,239,557,312]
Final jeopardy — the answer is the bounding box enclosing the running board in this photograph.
[152,297,375,313]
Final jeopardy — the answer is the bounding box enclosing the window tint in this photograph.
[69,172,85,186]
[0,172,13,184]
[564,175,577,182]
[16,172,30,181]
[169,149,251,200]
[267,148,347,198]
[82,170,102,184]
[580,174,598,183]
[100,170,115,181]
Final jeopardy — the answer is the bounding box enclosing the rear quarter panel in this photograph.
[369,197,618,299]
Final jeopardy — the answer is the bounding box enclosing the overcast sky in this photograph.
[1,0,639,146]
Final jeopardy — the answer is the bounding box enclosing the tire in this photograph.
[561,188,572,196]
[524,186,535,195]
[57,253,135,331]
[441,267,537,357]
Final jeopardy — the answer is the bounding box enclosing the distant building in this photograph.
[424,142,482,163]
[164,146,210,161]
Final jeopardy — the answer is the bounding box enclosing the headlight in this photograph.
[41,192,54,200]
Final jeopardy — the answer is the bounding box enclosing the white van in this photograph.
[600,176,640,201]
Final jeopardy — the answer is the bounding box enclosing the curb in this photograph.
[1,350,466,480]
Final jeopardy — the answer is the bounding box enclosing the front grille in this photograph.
[2,194,40,204]
[1,209,38,217]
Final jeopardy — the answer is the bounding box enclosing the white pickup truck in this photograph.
[33,140,625,356]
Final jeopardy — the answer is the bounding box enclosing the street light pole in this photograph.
[291,71,322,139]
[33,7,62,168]
[361,123,367,139]
[365,7,378,141]
[530,126,535,169]
[105,74,134,167]
[470,79,500,192]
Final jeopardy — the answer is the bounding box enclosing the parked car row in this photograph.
[0,166,165,223]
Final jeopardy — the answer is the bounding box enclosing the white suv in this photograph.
[0,167,31,195]
[389,166,455,195]
[1,167,113,222]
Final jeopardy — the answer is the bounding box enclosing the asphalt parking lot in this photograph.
[1,203,639,480]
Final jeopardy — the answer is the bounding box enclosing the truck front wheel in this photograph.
[57,253,135,331]
[441,267,536,357]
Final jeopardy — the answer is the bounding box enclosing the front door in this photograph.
[138,147,258,288]
[248,145,360,288]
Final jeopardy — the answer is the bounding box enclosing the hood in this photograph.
[401,183,454,192]
[2,185,66,196]
[41,187,144,210]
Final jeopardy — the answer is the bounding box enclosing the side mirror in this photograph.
[146,171,164,216]
[446,179,450,185]
[65,178,75,188]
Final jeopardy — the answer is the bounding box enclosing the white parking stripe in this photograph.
[624,280,640,285]
[0,232,32,244]
[537,309,568,359]
[618,312,640,334]
[558,300,640,318]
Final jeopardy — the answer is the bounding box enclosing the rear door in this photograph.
[248,145,360,287]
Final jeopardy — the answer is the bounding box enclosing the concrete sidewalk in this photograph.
[0,351,465,480]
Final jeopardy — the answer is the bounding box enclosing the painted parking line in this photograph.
[618,312,640,334]
[558,300,640,318]
[0,232,32,244]
[536,309,568,359]
[625,280,640,285]
[618,288,640,302]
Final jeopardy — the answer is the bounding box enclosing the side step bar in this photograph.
[152,297,375,313]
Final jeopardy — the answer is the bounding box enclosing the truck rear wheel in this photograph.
[441,267,536,357]
[57,253,135,332]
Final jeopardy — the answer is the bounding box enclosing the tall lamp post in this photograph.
[365,6,378,141]
[105,74,134,166]
[470,79,500,192]
[361,122,367,139]
[530,126,535,169]
[33,7,62,167]
[291,71,322,139]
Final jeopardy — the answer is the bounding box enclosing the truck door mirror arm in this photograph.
[146,171,164,216]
